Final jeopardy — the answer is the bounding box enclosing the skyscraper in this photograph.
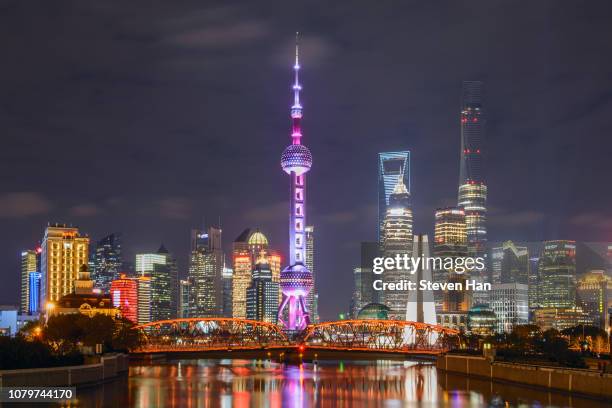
[490,283,529,333]
[28,272,41,314]
[40,224,90,306]
[406,234,437,325]
[378,151,410,241]
[457,81,488,305]
[305,225,318,323]
[20,249,38,314]
[380,173,413,320]
[178,279,192,318]
[110,273,138,322]
[222,265,233,318]
[189,227,224,317]
[232,228,253,319]
[490,241,529,284]
[433,207,468,313]
[539,240,576,308]
[92,233,122,294]
[576,269,612,329]
[278,35,314,331]
[136,245,178,321]
[136,275,151,325]
[246,252,279,323]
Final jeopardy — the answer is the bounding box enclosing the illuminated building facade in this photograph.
[40,224,90,306]
[136,245,178,321]
[179,279,192,318]
[110,273,138,322]
[305,225,319,323]
[433,207,467,313]
[538,240,576,308]
[246,252,279,323]
[576,269,612,329]
[407,234,437,325]
[222,266,233,317]
[378,151,410,241]
[54,265,118,318]
[28,272,41,314]
[490,241,529,284]
[136,276,151,325]
[534,307,591,331]
[490,283,529,333]
[467,304,497,336]
[380,173,413,320]
[232,229,253,319]
[188,227,223,317]
[278,35,314,330]
[20,249,38,314]
[92,233,122,294]
[457,81,488,305]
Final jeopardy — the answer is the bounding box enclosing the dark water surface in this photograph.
[65,359,608,407]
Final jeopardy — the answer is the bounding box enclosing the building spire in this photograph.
[291,32,303,144]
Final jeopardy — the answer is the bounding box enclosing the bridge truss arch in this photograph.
[132,318,290,353]
[302,320,458,353]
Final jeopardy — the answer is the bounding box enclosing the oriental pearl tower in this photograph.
[277,33,313,331]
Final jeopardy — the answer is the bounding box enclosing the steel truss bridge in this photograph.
[132,318,458,355]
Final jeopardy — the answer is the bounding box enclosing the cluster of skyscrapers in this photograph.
[351,81,612,336]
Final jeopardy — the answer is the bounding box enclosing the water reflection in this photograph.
[70,359,610,407]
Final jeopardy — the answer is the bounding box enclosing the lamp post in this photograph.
[45,302,55,324]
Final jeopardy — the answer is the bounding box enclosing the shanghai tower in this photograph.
[457,81,488,304]
[278,34,313,331]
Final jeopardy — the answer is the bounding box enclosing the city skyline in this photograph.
[1,2,612,320]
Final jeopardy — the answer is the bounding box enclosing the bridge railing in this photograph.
[131,318,459,354]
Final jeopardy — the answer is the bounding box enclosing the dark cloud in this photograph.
[0,193,52,217]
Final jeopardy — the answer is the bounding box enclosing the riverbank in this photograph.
[436,354,612,400]
[0,353,128,387]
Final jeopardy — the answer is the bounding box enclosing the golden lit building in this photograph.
[433,207,470,314]
[53,265,118,318]
[40,224,89,306]
[577,269,612,330]
[534,307,591,331]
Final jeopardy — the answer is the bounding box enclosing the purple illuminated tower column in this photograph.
[278,34,313,331]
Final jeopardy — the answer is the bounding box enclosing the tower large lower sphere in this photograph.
[277,34,313,331]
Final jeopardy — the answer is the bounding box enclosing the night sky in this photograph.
[1,1,611,319]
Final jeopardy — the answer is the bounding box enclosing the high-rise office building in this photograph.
[222,266,233,318]
[136,275,151,325]
[528,256,540,311]
[406,234,437,325]
[188,227,223,317]
[178,279,192,318]
[433,207,468,313]
[490,283,529,333]
[576,269,612,329]
[110,273,138,322]
[28,272,41,314]
[490,241,529,284]
[136,245,178,321]
[20,249,38,314]
[278,36,314,331]
[539,240,576,308]
[457,81,488,305]
[246,252,279,323]
[378,151,410,241]
[380,173,413,320]
[40,224,90,306]
[304,226,319,323]
[232,229,253,319]
[92,233,122,294]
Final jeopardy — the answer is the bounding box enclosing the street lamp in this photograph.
[45,302,55,324]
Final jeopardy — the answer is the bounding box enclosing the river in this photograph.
[70,359,607,407]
